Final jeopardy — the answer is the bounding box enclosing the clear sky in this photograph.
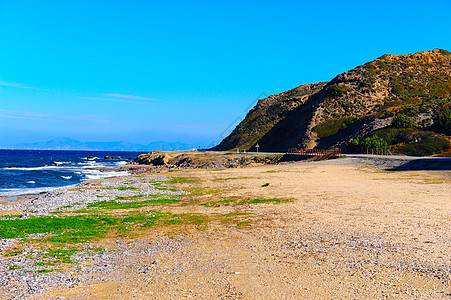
[1,0,450,148]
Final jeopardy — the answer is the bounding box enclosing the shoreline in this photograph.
[0,157,450,298]
[2,154,450,211]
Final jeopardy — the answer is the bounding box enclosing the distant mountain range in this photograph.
[5,137,197,151]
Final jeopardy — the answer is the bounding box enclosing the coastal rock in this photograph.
[104,156,121,160]
[134,151,173,166]
[132,151,286,169]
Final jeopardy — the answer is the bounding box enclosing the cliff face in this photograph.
[213,49,451,154]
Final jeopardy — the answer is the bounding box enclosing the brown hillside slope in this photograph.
[213,49,451,153]
[212,82,327,151]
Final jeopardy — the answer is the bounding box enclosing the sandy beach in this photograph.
[0,157,450,299]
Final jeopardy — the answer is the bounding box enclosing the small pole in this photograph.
[255,143,259,153]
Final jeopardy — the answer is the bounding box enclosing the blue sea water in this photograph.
[0,149,147,197]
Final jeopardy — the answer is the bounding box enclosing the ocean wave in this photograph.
[4,165,57,171]
[54,161,70,165]
[27,181,36,184]
[61,176,72,180]
[82,169,129,180]
[4,165,80,171]
[78,161,98,166]
[82,156,99,160]
[116,161,127,166]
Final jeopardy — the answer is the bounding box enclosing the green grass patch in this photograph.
[114,194,146,200]
[0,209,217,246]
[0,215,116,243]
[0,214,23,220]
[45,248,79,262]
[35,269,56,273]
[217,212,250,225]
[9,265,24,270]
[34,260,59,266]
[247,198,290,204]
[166,177,197,184]
[185,187,223,197]
[3,250,22,257]
[86,198,179,210]
[150,182,178,192]
[161,213,209,226]
[103,186,139,191]
[236,220,252,229]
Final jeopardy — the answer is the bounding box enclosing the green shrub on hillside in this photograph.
[434,108,451,135]
[341,116,358,129]
[398,136,449,156]
[392,113,415,128]
[313,119,343,138]
[328,84,349,99]
[361,136,388,149]
[346,127,449,156]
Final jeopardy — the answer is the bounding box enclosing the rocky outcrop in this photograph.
[134,151,174,166]
[132,152,285,169]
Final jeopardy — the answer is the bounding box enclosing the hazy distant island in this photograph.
[3,137,198,152]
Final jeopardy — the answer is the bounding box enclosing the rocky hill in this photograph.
[213,49,451,156]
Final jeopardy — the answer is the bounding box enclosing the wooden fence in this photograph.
[287,148,342,157]
[366,148,392,155]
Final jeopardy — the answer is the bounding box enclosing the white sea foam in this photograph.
[61,176,72,180]
[78,161,98,166]
[116,161,127,166]
[54,161,70,165]
[82,169,129,181]
[4,165,79,171]
[82,156,99,160]
[27,181,36,184]
[4,166,55,171]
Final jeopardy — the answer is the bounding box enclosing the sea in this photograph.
[0,149,147,197]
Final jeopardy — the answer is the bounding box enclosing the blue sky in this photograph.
[1,0,450,148]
